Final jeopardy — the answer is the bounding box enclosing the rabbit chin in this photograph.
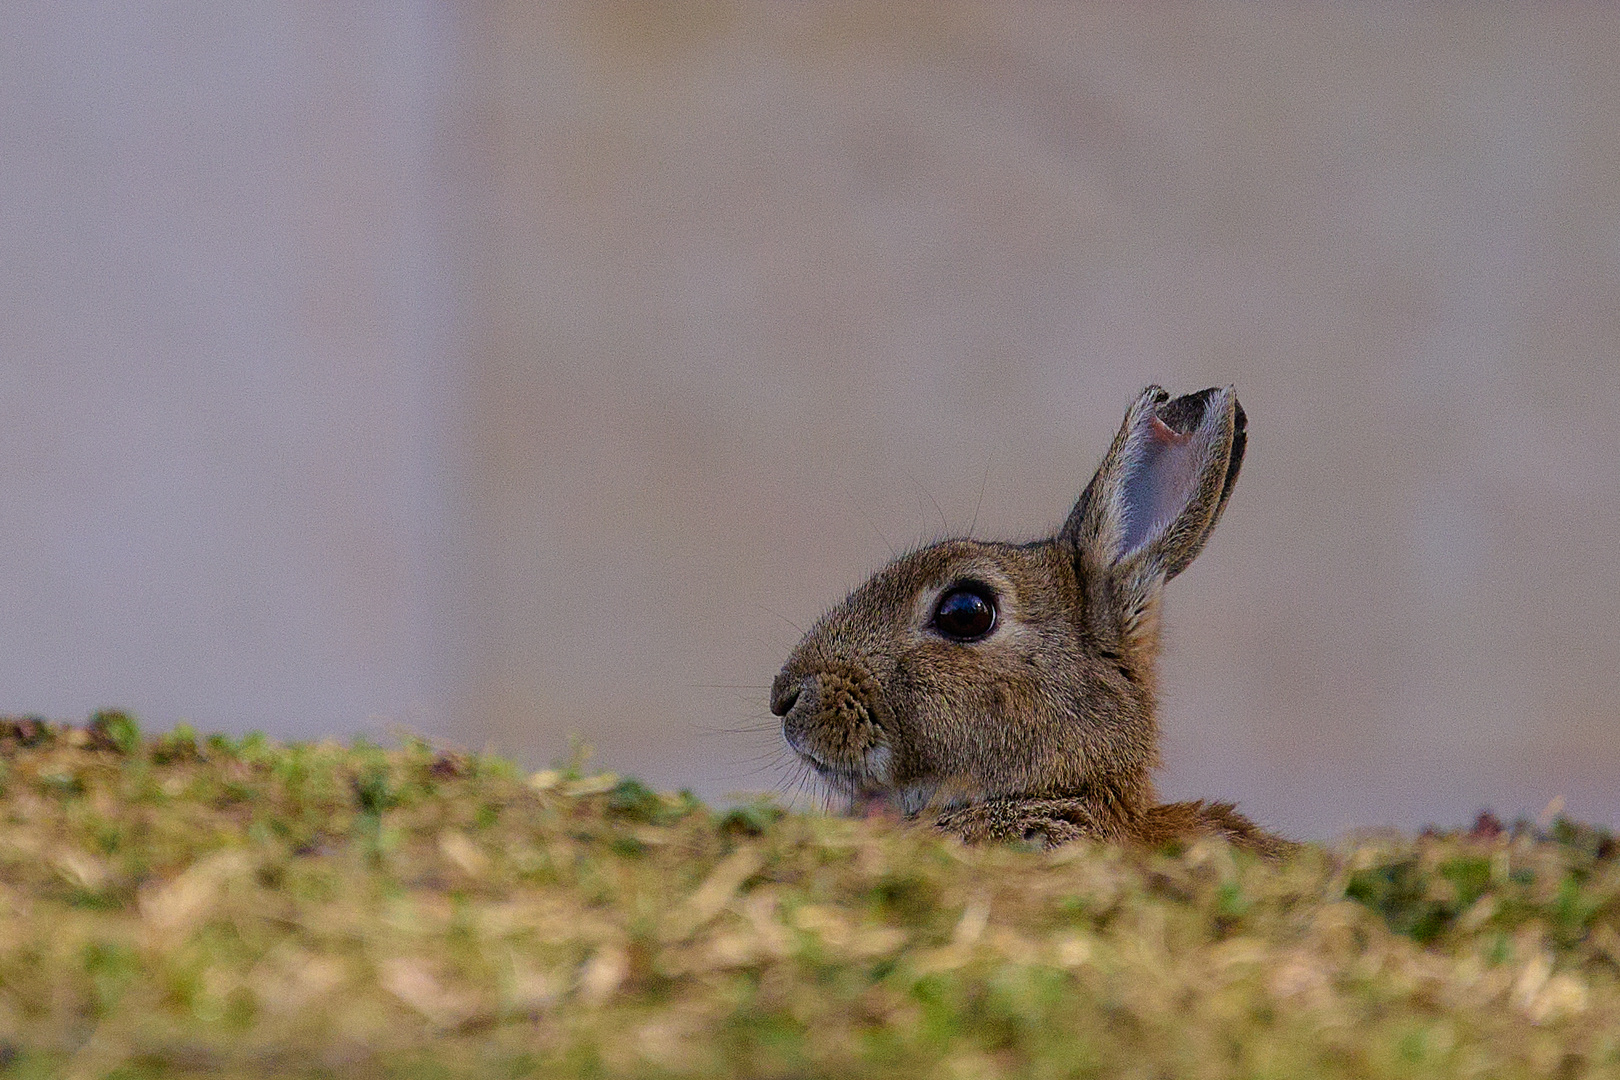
[796,744,938,819]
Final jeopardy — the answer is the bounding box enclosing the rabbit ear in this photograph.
[1060,386,1245,654]
[1063,385,1245,578]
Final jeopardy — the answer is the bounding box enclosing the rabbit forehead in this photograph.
[792,539,1067,668]
[864,538,1063,625]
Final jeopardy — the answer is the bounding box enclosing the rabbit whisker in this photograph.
[968,453,992,538]
[698,721,781,737]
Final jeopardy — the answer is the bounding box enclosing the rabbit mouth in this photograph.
[792,742,891,793]
[795,745,936,819]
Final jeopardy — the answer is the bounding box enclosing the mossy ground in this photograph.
[0,713,1615,1078]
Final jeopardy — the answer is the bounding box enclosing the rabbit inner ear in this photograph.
[1118,413,1201,560]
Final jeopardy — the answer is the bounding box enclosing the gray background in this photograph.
[4,3,1617,838]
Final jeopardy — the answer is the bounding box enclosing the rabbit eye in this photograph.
[933,586,996,641]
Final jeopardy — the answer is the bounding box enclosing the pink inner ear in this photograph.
[1119,413,1201,557]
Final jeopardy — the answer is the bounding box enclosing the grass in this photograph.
[0,712,1614,1078]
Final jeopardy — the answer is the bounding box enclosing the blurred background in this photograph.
[3,3,1617,837]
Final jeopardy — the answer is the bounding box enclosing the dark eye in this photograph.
[933,586,996,641]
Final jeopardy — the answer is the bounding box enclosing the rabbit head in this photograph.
[771,386,1247,838]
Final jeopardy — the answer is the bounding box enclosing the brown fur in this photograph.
[771,386,1291,857]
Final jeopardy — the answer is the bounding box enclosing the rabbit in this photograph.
[770,385,1290,856]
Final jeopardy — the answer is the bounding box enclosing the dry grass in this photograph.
[0,712,1614,1078]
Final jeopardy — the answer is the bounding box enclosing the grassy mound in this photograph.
[0,713,1614,1078]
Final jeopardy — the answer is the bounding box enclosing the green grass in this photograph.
[0,712,1614,1078]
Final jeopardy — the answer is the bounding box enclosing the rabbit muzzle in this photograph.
[774,663,897,802]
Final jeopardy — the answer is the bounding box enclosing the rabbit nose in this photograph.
[770,675,804,717]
